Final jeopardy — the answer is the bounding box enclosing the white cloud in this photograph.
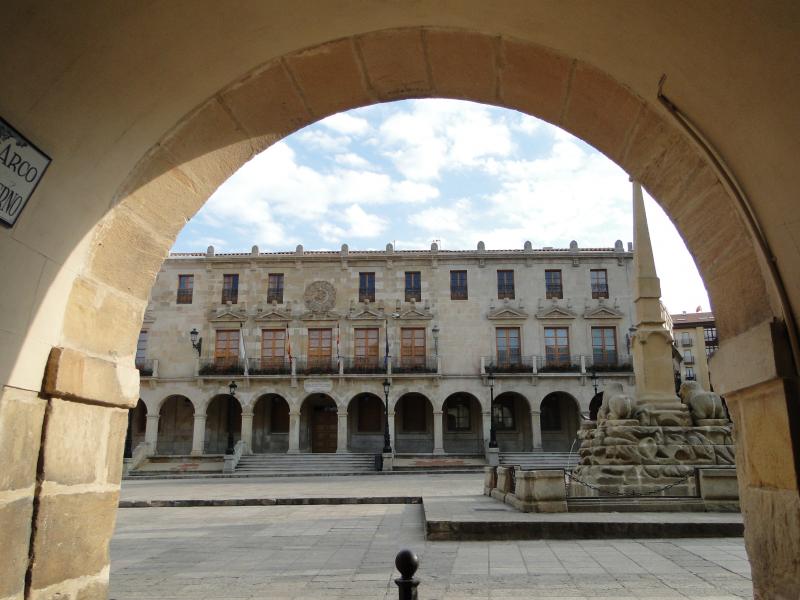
[318,204,388,243]
[408,207,464,233]
[335,152,373,169]
[296,129,351,152]
[320,112,370,135]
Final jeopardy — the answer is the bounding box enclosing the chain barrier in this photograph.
[565,469,695,498]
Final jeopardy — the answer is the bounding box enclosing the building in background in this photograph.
[128,240,636,472]
[671,311,718,391]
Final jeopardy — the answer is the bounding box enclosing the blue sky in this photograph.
[173,99,710,314]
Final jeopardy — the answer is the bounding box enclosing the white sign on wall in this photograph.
[0,117,51,228]
[304,379,333,394]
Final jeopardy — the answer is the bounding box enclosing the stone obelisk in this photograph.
[629,180,690,426]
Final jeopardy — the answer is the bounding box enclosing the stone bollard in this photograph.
[507,469,567,513]
[394,549,420,600]
[483,466,497,496]
[698,467,740,512]
[491,466,513,502]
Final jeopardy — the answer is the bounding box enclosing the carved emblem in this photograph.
[304,281,336,313]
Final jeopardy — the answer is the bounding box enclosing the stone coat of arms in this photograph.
[303,281,336,313]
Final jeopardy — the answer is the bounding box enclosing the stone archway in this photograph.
[1,13,798,599]
[493,391,532,452]
[347,393,385,453]
[539,392,581,452]
[123,399,147,458]
[252,393,290,453]
[442,392,483,454]
[157,395,195,455]
[394,392,434,453]
[204,394,242,454]
[300,394,339,453]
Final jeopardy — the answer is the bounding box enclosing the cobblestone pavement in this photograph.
[110,504,753,600]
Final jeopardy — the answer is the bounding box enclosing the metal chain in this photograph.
[565,470,695,498]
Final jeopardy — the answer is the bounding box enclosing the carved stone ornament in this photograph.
[304,280,336,313]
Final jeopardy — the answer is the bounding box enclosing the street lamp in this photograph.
[432,324,440,360]
[382,378,392,454]
[590,365,599,395]
[487,369,497,449]
[226,380,237,455]
[190,328,203,356]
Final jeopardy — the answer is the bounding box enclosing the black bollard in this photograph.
[394,549,420,600]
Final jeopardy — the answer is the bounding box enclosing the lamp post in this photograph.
[382,378,392,454]
[590,365,599,395]
[432,324,440,361]
[226,380,237,455]
[488,369,497,449]
[190,328,202,356]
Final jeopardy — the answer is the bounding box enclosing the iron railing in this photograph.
[545,286,563,299]
[221,289,238,304]
[586,352,633,372]
[497,284,515,299]
[358,286,375,302]
[484,354,533,374]
[135,358,154,377]
[537,355,582,373]
[342,356,385,374]
[199,358,245,375]
[591,285,609,299]
[450,285,468,300]
[176,289,193,304]
[266,287,283,304]
[392,356,438,374]
[294,356,339,375]
[247,357,291,375]
[405,287,421,302]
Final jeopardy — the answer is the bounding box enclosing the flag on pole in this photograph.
[285,323,292,365]
[384,319,390,372]
[239,322,248,375]
[336,324,340,369]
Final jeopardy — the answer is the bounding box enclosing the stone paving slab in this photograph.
[109,503,753,599]
[423,496,744,541]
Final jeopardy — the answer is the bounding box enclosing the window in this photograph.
[590,269,609,299]
[357,395,382,432]
[497,270,515,299]
[308,328,332,370]
[260,329,286,369]
[359,272,375,302]
[222,274,239,304]
[544,327,570,366]
[214,329,240,367]
[135,330,148,368]
[545,270,562,299]
[355,328,379,369]
[267,273,284,304]
[704,325,718,357]
[683,349,694,364]
[496,327,521,367]
[177,274,193,304]
[450,270,468,300]
[591,327,617,366]
[492,397,515,431]
[540,396,562,431]
[405,271,421,302]
[400,328,426,369]
[446,397,471,431]
[401,395,427,432]
[685,366,696,380]
[681,331,693,347]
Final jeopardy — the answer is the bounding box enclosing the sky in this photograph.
[173,99,710,315]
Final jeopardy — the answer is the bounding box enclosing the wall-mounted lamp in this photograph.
[228,380,238,397]
[432,324,440,360]
[190,328,202,356]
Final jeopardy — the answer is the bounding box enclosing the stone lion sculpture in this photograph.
[679,381,727,423]
[597,382,635,421]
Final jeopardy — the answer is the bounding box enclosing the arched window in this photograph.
[492,397,515,430]
[446,398,471,431]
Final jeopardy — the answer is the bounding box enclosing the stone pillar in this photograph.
[144,413,160,455]
[240,410,253,454]
[481,410,491,450]
[191,414,206,456]
[433,410,444,454]
[337,410,348,453]
[388,411,396,449]
[530,410,543,450]
[288,410,300,454]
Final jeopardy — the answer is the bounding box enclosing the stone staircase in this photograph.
[499,452,580,471]
[392,454,487,472]
[235,453,378,476]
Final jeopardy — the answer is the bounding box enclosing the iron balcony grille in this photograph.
[392,355,437,374]
[248,356,291,375]
[266,287,283,303]
[591,285,609,299]
[176,289,193,304]
[450,285,468,300]
[405,287,421,302]
[199,358,244,376]
[295,356,339,375]
[683,356,695,365]
[485,354,533,374]
[358,287,375,302]
[343,356,385,374]
[537,354,581,373]
[221,290,238,304]
[497,285,515,299]
[545,286,563,299]
[135,358,154,377]
[681,339,693,347]
[587,352,633,372]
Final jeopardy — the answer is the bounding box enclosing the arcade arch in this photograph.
[442,392,483,454]
[204,394,242,454]
[1,12,797,600]
[347,393,386,453]
[539,392,581,452]
[300,393,339,453]
[493,391,532,452]
[394,392,434,454]
[123,399,147,457]
[252,393,290,453]
[157,395,194,455]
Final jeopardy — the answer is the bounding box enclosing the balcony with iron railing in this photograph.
[536,354,582,373]
[450,285,468,300]
[199,358,245,376]
[497,285,515,300]
[342,356,385,375]
[266,287,284,304]
[293,356,339,376]
[405,287,421,302]
[591,284,609,299]
[247,356,291,376]
[585,352,634,372]
[681,338,693,347]
[221,289,238,304]
[135,358,156,377]
[176,289,193,304]
[391,355,438,374]
[545,286,563,300]
[358,286,375,302]
[484,352,534,374]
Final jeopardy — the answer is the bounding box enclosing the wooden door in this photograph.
[311,405,337,453]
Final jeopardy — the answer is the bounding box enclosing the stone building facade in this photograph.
[129,241,636,460]
[671,311,718,392]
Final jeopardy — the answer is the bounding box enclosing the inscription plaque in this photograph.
[0,117,51,228]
